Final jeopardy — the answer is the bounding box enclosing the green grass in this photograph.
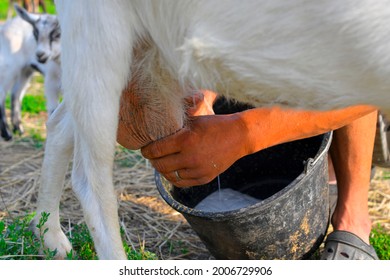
[20,128,46,148]
[0,213,57,260]
[370,224,390,260]
[381,170,390,180]
[0,212,158,260]
[0,0,56,20]
[5,72,48,116]
[21,95,47,114]
[5,92,47,115]
[0,0,9,20]
[166,240,189,256]
[4,91,48,146]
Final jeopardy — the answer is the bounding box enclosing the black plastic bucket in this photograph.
[155,132,332,260]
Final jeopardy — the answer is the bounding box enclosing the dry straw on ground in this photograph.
[0,132,389,259]
[0,138,211,259]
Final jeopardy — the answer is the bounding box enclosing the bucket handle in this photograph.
[303,131,333,174]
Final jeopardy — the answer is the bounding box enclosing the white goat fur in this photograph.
[38,0,390,259]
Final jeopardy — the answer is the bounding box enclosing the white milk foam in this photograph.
[194,188,261,212]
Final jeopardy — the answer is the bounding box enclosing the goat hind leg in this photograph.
[70,88,128,259]
[67,62,130,259]
[0,96,12,141]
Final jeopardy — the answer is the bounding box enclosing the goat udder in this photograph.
[117,81,183,150]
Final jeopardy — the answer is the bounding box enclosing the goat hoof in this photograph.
[1,133,13,141]
[30,219,73,259]
[40,230,72,259]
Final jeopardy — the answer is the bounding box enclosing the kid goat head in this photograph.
[14,4,61,64]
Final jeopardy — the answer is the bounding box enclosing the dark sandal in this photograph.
[321,230,379,260]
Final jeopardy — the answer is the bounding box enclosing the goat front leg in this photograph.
[11,69,33,135]
[56,0,135,259]
[31,102,74,258]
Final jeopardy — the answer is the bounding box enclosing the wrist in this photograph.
[228,111,260,158]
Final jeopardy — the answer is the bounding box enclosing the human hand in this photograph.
[141,113,249,187]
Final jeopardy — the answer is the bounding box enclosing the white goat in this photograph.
[0,5,61,141]
[0,13,40,141]
[35,0,390,259]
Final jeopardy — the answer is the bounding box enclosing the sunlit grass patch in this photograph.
[0,212,158,260]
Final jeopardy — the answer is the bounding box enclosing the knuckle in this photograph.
[142,142,161,159]
[150,160,169,173]
[153,142,165,157]
[140,146,151,158]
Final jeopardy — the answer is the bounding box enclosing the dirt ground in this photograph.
[0,112,389,260]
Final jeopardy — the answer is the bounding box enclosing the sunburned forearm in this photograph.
[237,105,378,155]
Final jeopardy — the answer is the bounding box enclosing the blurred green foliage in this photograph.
[0,0,56,20]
